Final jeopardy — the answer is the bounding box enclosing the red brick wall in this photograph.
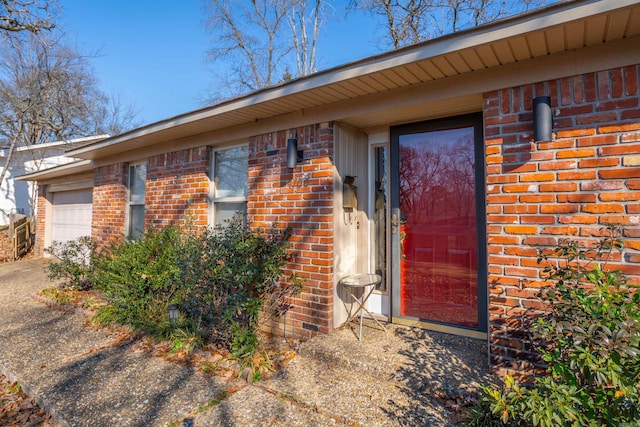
[248,123,335,340]
[34,184,47,256]
[92,163,128,249]
[484,65,640,378]
[86,130,334,341]
[146,147,210,229]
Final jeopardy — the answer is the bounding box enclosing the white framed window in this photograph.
[211,145,249,225]
[128,162,146,238]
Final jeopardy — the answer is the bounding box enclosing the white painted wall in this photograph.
[0,136,107,226]
[332,124,369,329]
[0,146,75,226]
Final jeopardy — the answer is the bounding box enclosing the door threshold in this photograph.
[392,316,487,340]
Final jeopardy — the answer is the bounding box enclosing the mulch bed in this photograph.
[37,285,297,380]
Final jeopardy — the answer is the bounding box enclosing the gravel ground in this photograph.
[0,258,499,426]
[258,322,498,426]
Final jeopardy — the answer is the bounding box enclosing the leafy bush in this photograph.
[93,226,182,339]
[92,218,302,357]
[177,217,302,357]
[45,236,98,290]
[466,225,640,426]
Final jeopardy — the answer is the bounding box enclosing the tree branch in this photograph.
[0,0,54,33]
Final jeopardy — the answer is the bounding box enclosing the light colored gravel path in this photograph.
[0,259,499,426]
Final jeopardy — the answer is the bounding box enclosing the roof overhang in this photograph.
[16,160,93,182]
[0,135,109,158]
[68,0,640,161]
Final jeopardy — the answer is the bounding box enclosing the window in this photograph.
[128,163,146,238]
[211,145,249,225]
[371,145,388,292]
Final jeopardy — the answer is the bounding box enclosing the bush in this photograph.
[177,217,302,357]
[45,236,98,290]
[92,218,302,356]
[93,226,183,339]
[466,225,640,426]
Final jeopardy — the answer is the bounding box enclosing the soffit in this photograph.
[69,0,640,160]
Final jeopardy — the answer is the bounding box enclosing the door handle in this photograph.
[392,214,398,234]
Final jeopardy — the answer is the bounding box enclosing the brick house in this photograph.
[24,0,640,377]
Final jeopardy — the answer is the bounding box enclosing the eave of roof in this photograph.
[0,135,109,158]
[67,0,640,161]
[15,159,93,182]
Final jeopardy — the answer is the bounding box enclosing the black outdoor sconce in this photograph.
[533,96,552,142]
[287,133,304,169]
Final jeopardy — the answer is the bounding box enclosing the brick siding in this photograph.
[34,61,640,374]
[146,147,210,229]
[85,126,335,341]
[33,184,47,256]
[484,65,640,378]
[92,163,128,249]
[247,123,335,339]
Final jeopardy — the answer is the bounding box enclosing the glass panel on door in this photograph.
[391,115,485,330]
[373,146,387,292]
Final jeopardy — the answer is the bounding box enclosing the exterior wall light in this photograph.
[287,133,303,169]
[533,96,552,142]
[168,304,179,326]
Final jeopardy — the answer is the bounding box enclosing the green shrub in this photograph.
[466,225,640,426]
[92,218,302,356]
[45,236,98,290]
[178,217,302,356]
[93,226,183,339]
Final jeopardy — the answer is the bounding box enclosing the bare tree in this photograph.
[203,0,325,100]
[0,33,140,192]
[1,0,55,33]
[287,0,322,76]
[354,0,431,49]
[91,92,142,137]
[351,0,557,49]
[205,0,290,96]
[429,0,555,35]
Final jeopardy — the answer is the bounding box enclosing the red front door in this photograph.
[391,114,486,330]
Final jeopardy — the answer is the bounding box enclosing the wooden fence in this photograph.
[9,215,32,259]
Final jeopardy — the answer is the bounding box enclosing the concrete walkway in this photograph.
[0,259,497,426]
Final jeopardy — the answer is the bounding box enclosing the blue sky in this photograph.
[60,1,381,126]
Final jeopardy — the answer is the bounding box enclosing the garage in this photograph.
[13,159,96,254]
[51,189,93,244]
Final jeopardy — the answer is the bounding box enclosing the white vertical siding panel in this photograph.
[333,123,369,329]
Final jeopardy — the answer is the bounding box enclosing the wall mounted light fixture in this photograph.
[343,176,357,211]
[343,175,357,225]
[168,304,179,326]
[287,134,303,169]
[533,96,552,142]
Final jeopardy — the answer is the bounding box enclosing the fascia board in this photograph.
[15,159,93,182]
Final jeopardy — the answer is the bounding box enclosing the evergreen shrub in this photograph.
[90,217,301,356]
[466,225,640,426]
[45,236,98,290]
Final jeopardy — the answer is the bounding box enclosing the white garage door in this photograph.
[51,189,93,244]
